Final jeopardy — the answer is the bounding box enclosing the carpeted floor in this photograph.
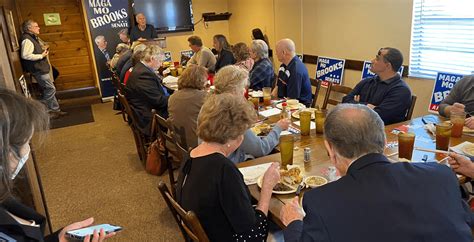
[50,105,95,129]
[34,102,181,241]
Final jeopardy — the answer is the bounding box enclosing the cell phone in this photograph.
[66,224,122,240]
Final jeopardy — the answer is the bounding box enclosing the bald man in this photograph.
[274,39,312,107]
[130,13,157,42]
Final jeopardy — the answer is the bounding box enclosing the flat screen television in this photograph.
[132,0,194,33]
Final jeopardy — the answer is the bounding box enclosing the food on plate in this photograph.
[462,143,474,157]
[305,176,328,187]
[251,123,271,136]
[273,182,294,192]
[280,167,303,185]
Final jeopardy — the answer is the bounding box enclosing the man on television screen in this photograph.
[130,13,157,42]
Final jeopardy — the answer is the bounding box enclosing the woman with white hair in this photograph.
[248,40,274,90]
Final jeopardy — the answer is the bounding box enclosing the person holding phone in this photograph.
[0,89,116,242]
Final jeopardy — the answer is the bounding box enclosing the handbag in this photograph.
[146,138,167,175]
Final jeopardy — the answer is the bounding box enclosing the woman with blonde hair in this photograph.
[177,93,280,241]
[213,65,290,163]
[168,65,208,148]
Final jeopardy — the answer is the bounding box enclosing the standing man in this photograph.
[186,36,216,71]
[342,47,411,124]
[20,19,66,119]
[280,104,474,242]
[130,13,157,43]
[274,38,312,107]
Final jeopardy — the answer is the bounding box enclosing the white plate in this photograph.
[292,108,318,119]
[276,102,306,110]
[257,176,297,195]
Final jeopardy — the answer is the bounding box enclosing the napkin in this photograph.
[259,108,281,118]
[163,75,178,84]
[238,163,272,185]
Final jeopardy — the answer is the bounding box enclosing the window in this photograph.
[409,0,474,79]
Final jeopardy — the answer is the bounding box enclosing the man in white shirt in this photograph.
[20,19,66,118]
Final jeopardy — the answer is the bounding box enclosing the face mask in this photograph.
[11,146,30,180]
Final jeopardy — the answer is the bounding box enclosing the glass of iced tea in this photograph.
[299,111,312,136]
[436,122,453,151]
[398,132,415,160]
[315,109,326,134]
[280,135,294,168]
[450,112,465,138]
[262,87,272,106]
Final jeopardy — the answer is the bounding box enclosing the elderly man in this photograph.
[248,39,274,90]
[274,39,312,107]
[20,19,66,119]
[438,75,474,129]
[186,35,216,71]
[342,47,411,125]
[130,13,157,42]
[280,103,474,242]
[94,35,112,83]
[125,44,169,137]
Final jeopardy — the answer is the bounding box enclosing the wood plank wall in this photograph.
[16,0,95,91]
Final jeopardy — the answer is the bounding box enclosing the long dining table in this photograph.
[236,112,473,229]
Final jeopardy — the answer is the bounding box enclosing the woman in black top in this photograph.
[252,28,273,58]
[176,93,280,241]
[0,89,115,242]
[213,34,235,72]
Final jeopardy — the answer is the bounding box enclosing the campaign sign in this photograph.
[180,50,194,66]
[164,51,172,62]
[361,61,404,79]
[429,72,464,113]
[315,56,345,87]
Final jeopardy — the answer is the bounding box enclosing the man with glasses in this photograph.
[20,19,67,119]
[342,47,411,124]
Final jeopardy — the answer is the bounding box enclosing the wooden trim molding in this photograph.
[303,54,409,77]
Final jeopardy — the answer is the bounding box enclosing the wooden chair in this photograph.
[118,91,148,163]
[321,82,353,109]
[154,114,190,197]
[158,182,210,242]
[405,94,417,121]
[310,78,322,108]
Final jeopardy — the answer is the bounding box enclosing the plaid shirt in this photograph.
[249,58,274,90]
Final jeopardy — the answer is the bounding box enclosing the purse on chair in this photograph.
[146,138,167,175]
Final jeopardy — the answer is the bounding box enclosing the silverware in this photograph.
[295,181,306,196]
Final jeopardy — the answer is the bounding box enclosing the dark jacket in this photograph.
[125,62,168,136]
[342,74,411,124]
[115,50,132,76]
[277,56,312,107]
[214,49,235,72]
[130,24,157,42]
[0,197,60,242]
[20,33,50,75]
[284,153,474,242]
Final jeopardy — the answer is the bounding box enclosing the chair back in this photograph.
[310,78,322,108]
[322,82,353,109]
[158,182,210,242]
[405,94,417,121]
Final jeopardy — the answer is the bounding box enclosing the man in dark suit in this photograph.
[94,35,112,80]
[124,44,169,137]
[281,104,474,242]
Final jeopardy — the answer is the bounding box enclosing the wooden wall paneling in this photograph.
[16,0,96,91]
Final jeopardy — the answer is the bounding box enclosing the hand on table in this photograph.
[58,217,116,242]
[465,117,474,129]
[276,118,291,130]
[280,197,304,226]
[447,152,474,178]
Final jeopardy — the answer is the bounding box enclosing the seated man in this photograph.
[281,104,474,242]
[342,47,411,125]
[124,44,169,137]
[186,35,216,71]
[438,75,474,128]
[274,39,312,107]
[130,13,157,43]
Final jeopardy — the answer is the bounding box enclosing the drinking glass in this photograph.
[262,87,272,106]
[280,135,294,168]
[299,111,312,136]
[398,132,415,160]
[436,122,453,151]
[315,109,326,134]
[450,112,465,138]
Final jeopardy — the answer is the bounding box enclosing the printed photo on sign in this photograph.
[429,72,464,113]
[361,61,404,80]
[315,56,345,87]
[164,51,172,62]
[180,50,194,66]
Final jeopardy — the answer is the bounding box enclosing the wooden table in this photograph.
[237,114,473,228]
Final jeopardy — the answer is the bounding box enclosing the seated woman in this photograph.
[125,44,169,137]
[213,34,235,72]
[0,89,115,241]
[177,93,280,241]
[214,65,290,163]
[168,65,208,149]
[249,40,274,90]
[110,43,130,70]
[232,42,254,72]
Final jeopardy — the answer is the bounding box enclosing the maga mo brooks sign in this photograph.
[429,72,464,113]
[315,56,345,87]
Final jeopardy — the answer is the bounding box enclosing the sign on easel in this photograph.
[180,50,194,66]
[164,51,172,62]
[315,56,345,87]
[429,72,464,113]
